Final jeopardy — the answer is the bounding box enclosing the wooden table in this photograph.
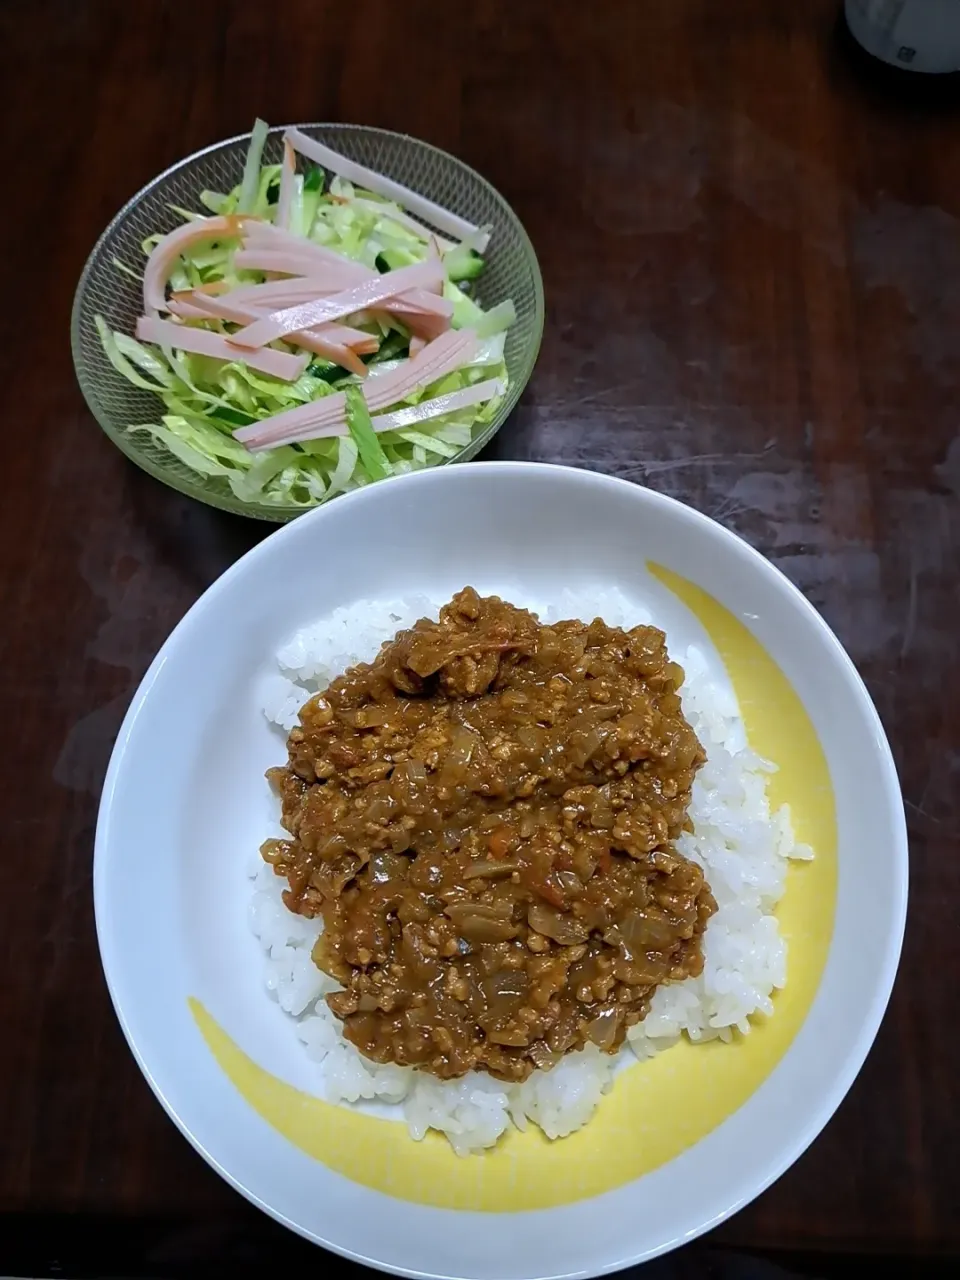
[2,0,956,1273]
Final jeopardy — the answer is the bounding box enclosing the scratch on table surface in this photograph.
[915,769,936,818]
[624,448,775,479]
[900,554,919,660]
[560,379,654,411]
[708,497,751,525]
[904,798,941,826]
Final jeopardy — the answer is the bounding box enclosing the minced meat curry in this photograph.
[263,588,716,1082]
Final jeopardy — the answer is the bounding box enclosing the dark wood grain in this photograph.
[1,0,957,1266]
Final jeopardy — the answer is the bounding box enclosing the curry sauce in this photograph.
[263,588,715,1081]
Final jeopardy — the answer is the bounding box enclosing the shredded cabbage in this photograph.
[238,119,269,213]
[345,386,389,481]
[97,119,515,508]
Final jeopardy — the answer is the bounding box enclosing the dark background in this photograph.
[1,0,957,1276]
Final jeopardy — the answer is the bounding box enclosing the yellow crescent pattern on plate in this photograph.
[190,563,837,1211]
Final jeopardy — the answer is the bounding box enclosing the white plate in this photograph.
[95,462,907,1279]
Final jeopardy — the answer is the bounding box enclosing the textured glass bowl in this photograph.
[71,124,544,521]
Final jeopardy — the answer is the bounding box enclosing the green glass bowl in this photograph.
[71,124,544,521]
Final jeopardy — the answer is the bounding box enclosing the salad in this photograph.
[97,120,515,508]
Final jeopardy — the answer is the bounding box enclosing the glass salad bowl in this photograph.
[71,123,544,522]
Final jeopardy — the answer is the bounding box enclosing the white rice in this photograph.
[251,588,813,1155]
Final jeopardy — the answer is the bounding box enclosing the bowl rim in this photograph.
[70,123,545,522]
[94,462,909,1277]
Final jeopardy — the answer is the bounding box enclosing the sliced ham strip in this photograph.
[136,316,308,382]
[243,221,450,300]
[241,225,452,327]
[226,277,345,306]
[242,223,371,276]
[242,226,445,306]
[165,297,220,321]
[236,330,470,446]
[142,214,250,314]
[322,327,379,353]
[185,289,378,347]
[299,339,367,376]
[241,220,336,249]
[185,293,375,374]
[238,330,477,450]
[232,247,365,279]
[230,259,444,349]
[369,377,504,431]
[254,376,505,443]
[406,289,453,314]
[408,335,427,357]
[341,329,475,415]
[383,295,453,334]
[174,280,230,297]
[373,303,450,344]
[285,128,481,244]
[275,139,296,231]
[235,281,450,337]
[373,289,453,320]
[233,391,348,446]
[310,325,378,353]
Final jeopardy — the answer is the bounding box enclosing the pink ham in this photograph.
[240,223,452,333]
[142,215,250,315]
[177,281,379,340]
[249,376,504,443]
[243,223,452,319]
[339,329,475,415]
[285,128,484,246]
[226,277,345,306]
[297,338,366,377]
[186,291,378,357]
[233,391,348,446]
[185,294,367,375]
[275,139,296,231]
[165,296,220,321]
[242,220,340,250]
[174,280,230,297]
[379,297,452,340]
[368,377,503,432]
[235,331,469,447]
[237,329,477,450]
[394,291,452,321]
[242,223,371,276]
[230,259,445,349]
[391,289,453,317]
[136,316,308,382]
[307,326,378,353]
[232,247,368,281]
[366,295,453,344]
